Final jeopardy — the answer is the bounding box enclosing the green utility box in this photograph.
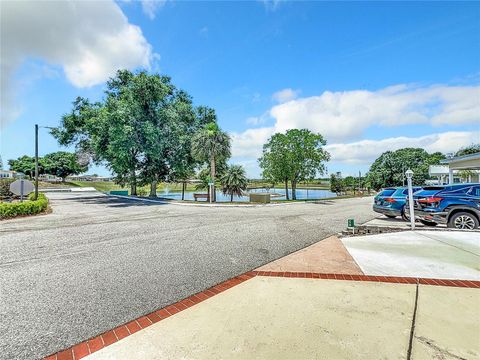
[249,193,271,204]
[110,190,129,196]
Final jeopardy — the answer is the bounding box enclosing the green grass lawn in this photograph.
[71,181,200,194]
[38,181,79,188]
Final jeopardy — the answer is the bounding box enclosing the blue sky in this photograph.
[1,1,479,177]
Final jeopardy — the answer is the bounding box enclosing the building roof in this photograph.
[440,152,480,170]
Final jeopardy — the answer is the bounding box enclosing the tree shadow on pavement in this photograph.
[311,200,336,205]
[60,195,168,208]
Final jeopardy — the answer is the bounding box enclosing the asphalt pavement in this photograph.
[0,192,376,360]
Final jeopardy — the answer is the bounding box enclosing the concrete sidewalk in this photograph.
[85,277,417,360]
[44,229,480,360]
[78,276,479,360]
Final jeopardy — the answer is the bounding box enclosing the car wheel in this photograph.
[420,220,437,227]
[401,207,409,221]
[385,215,396,218]
[448,212,479,230]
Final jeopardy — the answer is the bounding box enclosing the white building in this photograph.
[0,170,17,179]
[429,153,480,184]
[39,174,63,182]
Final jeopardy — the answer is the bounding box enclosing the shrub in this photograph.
[0,178,15,198]
[137,187,148,197]
[0,193,49,219]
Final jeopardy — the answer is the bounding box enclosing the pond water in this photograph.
[159,187,337,202]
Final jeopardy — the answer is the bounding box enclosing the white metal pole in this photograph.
[407,174,415,230]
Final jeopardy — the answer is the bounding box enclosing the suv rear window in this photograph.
[379,189,395,196]
[400,187,421,195]
[441,186,471,195]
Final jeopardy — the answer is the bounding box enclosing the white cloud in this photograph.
[231,83,480,176]
[272,88,300,103]
[231,129,479,177]
[231,127,275,158]
[141,0,167,20]
[270,84,480,141]
[326,131,480,165]
[1,0,154,127]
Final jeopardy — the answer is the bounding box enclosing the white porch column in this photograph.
[448,169,454,184]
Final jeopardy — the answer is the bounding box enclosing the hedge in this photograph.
[0,193,49,219]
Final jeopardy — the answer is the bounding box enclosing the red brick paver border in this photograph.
[44,271,479,359]
[252,271,480,288]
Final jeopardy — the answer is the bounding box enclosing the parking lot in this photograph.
[0,192,376,360]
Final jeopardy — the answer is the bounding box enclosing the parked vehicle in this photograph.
[405,183,480,229]
[373,187,422,220]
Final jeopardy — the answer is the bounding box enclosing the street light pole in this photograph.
[34,124,56,200]
[34,124,39,200]
[405,169,415,230]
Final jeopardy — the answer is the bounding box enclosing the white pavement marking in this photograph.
[342,231,480,280]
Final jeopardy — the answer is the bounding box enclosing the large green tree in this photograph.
[191,122,231,202]
[221,164,248,202]
[259,129,330,200]
[53,70,207,196]
[166,97,211,199]
[367,148,445,190]
[43,151,88,182]
[258,132,292,199]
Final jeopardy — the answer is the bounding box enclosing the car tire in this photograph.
[420,220,437,227]
[385,215,396,218]
[447,212,479,230]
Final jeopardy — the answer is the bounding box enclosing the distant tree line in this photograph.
[8,152,87,182]
[330,173,368,195]
[365,144,480,190]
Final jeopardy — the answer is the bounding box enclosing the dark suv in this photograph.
[405,183,480,229]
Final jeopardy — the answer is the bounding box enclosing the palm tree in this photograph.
[221,165,248,202]
[191,122,231,202]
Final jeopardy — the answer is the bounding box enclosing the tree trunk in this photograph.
[210,156,216,202]
[291,179,297,200]
[62,177,66,183]
[230,193,233,202]
[149,180,157,197]
[130,170,137,196]
[182,181,186,201]
[284,178,289,200]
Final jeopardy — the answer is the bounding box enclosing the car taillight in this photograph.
[384,198,396,203]
[418,197,443,203]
